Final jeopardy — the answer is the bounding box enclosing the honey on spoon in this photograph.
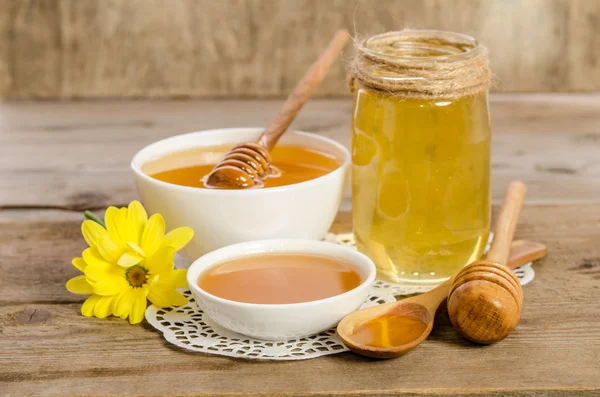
[338,182,544,358]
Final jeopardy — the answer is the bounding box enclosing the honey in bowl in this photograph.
[198,253,362,304]
[144,144,341,188]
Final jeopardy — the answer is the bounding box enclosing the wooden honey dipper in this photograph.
[204,30,350,189]
[447,181,527,344]
[338,181,538,358]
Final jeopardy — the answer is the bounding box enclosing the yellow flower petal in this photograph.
[163,227,194,251]
[81,219,103,244]
[140,214,165,257]
[127,201,148,245]
[113,290,134,317]
[81,295,101,317]
[81,220,122,263]
[170,269,188,288]
[72,257,87,272]
[121,207,136,244]
[148,287,188,308]
[93,295,115,318]
[126,242,146,257]
[66,275,93,295]
[154,269,188,289]
[117,251,144,268]
[83,248,121,282]
[145,246,175,275]
[93,276,129,296]
[82,247,111,268]
[104,206,128,249]
[129,289,148,324]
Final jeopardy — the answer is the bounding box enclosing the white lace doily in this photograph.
[146,232,535,360]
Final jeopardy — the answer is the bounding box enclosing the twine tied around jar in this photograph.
[349,30,491,100]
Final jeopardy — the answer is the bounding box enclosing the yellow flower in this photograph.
[66,201,194,324]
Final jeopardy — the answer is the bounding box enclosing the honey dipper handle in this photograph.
[258,30,350,151]
[486,181,527,265]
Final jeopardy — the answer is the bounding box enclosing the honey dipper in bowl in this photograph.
[204,29,350,189]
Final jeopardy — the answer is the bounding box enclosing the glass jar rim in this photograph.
[362,30,482,63]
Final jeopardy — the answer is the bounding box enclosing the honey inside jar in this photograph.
[350,314,428,348]
[144,144,341,188]
[198,254,362,304]
[352,32,491,284]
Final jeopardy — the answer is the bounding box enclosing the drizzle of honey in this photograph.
[198,254,362,304]
[144,144,341,188]
[350,314,428,348]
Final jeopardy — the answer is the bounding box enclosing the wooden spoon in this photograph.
[337,240,543,359]
[338,182,537,358]
[204,29,350,189]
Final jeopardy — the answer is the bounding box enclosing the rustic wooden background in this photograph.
[2,0,599,99]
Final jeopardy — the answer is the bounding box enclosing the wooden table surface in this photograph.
[1,94,600,396]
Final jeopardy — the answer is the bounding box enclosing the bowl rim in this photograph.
[186,239,377,309]
[130,128,351,195]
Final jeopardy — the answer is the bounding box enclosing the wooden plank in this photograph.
[2,0,62,98]
[1,205,599,396]
[1,94,600,211]
[2,0,600,98]
[0,0,15,95]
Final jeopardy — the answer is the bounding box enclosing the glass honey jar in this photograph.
[350,30,491,284]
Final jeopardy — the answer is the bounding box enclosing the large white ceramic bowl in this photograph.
[187,239,376,340]
[131,128,350,262]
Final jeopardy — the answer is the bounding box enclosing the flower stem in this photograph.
[84,210,107,229]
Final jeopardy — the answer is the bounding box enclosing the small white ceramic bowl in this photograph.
[186,239,376,340]
[131,128,350,262]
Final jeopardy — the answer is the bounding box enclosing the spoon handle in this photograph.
[505,240,547,269]
[486,181,527,264]
[257,30,350,151]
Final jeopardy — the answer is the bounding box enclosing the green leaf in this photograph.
[84,210,107,229]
